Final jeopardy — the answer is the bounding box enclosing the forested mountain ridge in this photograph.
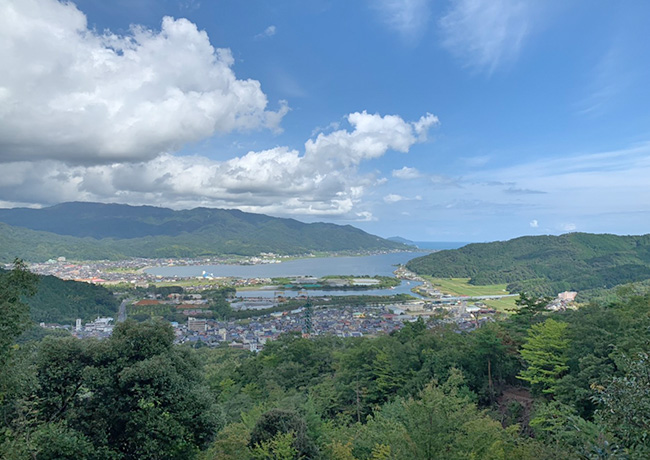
[0,202,407,262]
[406,232,650,296]
[0,202,297,239]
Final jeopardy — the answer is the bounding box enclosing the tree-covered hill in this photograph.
[0,202,407,262]
[0,267,118,324]
[27,275,119,324]
[406,232,650,295]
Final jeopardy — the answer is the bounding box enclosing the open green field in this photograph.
[425,277,509,296]
[480,297,518,312]
[151,278,229,288]
[422,277,517,312]
[103,267,143,273]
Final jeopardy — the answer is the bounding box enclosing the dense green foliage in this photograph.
[2,258,650,459]
[2,320,220,459]
[0,260,38,373]
[576,278,650,303]
[593,352,650,457]
[407,232,650,295]
[0,202,407,262]
[249,409,318,458]
[26,275,118,323]
[193,289,650,459]
[0,267,118,324]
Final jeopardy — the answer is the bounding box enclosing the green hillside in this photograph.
[27,275,119,324]
[406,233,650,295]
[0,202,407,262]
[0,267,118,324]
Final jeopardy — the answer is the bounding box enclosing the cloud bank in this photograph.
[0,0,440,221]
[0,111,439,218]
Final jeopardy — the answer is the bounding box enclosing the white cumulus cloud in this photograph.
[529,219,538,228]
[304,111,438,168]
[0,0,287,164]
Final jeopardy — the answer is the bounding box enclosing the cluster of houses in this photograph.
[38,316,116,338]
[37,287,577,347]
[22,254,291,287]
[175,305,409,351]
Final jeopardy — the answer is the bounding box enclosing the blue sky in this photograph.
[0,0,649,242]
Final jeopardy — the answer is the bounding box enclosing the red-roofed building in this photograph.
[134,299,161,306]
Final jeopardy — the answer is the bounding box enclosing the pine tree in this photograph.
[518,319,569,395]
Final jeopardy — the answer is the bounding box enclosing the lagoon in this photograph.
[235,279,422,299]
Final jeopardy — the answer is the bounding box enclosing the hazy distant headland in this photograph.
[387,236,468,250]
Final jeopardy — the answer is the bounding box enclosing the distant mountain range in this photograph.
[406,232,650,296]
[0,202,408,262]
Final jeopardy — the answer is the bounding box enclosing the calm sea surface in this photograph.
[145,251,427,279]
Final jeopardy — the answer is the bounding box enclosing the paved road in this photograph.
[117,299,129,322]
[436,294,519,301]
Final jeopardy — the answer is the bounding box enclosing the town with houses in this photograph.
[28,256,579,353]
[15,252,379,288]
[16,255,288,288]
